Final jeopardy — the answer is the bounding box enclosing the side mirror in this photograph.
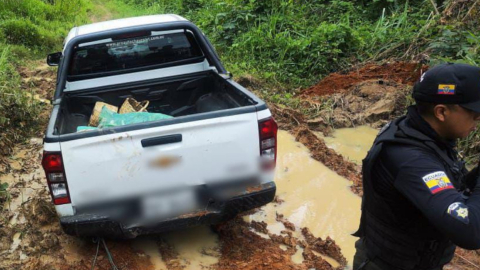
[47,52,62,66]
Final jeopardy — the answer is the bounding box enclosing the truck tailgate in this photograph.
[60,113,260,207]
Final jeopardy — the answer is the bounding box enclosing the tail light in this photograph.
[259,118,278,170]
[42,152,71,205]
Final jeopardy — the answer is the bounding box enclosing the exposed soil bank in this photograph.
[300,62,426,97]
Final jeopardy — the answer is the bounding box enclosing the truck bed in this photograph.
[54,71,256,135]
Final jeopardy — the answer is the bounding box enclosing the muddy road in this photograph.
[2,61,479,270]
[0,121,369,269]
[0,62,369,270]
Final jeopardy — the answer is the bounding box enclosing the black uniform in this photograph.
[353,106,480,270]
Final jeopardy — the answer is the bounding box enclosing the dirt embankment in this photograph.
[300,62,426,97]
[244,61,420,195]
[305,80,412,132]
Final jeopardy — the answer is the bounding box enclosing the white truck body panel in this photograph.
[60,113,261,207]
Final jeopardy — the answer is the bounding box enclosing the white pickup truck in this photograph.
[42,15,277,238]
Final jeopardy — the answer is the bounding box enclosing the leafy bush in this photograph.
[1,20,43,48]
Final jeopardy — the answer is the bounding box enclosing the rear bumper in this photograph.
[60,182,276,238]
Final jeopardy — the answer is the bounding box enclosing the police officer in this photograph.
[353,63,480,270]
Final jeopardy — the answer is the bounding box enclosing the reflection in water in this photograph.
[318,126,378,164]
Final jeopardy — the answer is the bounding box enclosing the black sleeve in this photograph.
[390,147,480,250]
[465,165,479,190]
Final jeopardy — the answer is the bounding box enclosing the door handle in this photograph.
[141,134,182,148]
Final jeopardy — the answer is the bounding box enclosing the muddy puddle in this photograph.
[244,130,366,266]
[1,129,377,269]
[316,126,378,164]
[127,129,371,268]
[134,226,220,270]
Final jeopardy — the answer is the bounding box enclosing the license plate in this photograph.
[142,189,197,220]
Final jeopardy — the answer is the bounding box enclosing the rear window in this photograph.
[68,31,203,79]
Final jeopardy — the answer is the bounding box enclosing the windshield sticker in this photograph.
[106,35,164,48]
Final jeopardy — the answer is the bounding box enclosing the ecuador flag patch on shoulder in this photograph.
[422,171,454,194]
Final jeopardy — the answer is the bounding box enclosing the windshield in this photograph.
[68,31,203,79]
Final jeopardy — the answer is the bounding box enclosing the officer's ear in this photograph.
[433,104,450,122]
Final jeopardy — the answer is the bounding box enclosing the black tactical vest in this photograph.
[354,116,467,270]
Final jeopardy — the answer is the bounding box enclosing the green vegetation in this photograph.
[0,182,8,207]
[108,0,480,88]
[0,0,93,163]
[1,0,479,162]
[0,0,93,54]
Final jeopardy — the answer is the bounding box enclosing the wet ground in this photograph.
[245,130,364,263]
[317,126,378,165]
[0,127,378,270]
[3,59,479,269]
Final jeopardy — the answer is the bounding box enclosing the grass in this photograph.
[0,0,95,180]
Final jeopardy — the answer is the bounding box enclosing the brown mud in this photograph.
[214,217,346,270]
[300,61,426,97]
[0,138,348,270]
[268,61,479,269]
[1,60,349,269]
[3,58,477,269]
[270,104,363,195]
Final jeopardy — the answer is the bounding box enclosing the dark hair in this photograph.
[415,101,436,117]
[415,100,456,117]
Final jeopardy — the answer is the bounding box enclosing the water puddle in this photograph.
[245,130,365,266]
[162,226,220,270]
[291,246,304,264]
[132,239,168,270]
[4,128,377,268]
[317,126,378,164]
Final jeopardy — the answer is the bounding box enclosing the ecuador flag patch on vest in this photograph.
[422,171,454,194]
